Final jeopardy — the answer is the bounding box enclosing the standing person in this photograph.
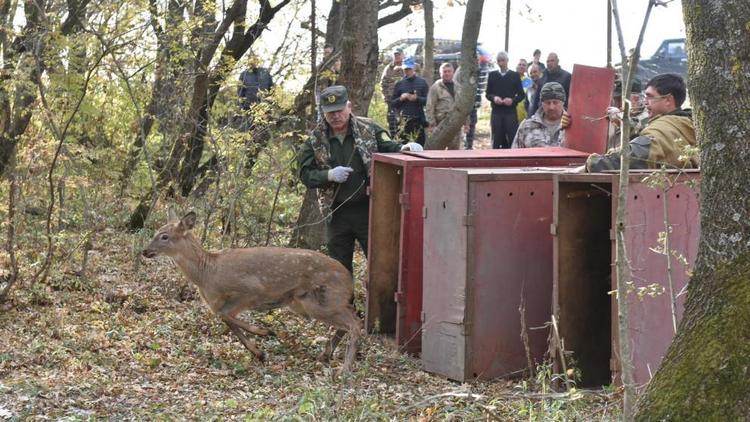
[425,63,461,149]
[298,85,422,274]
[526,63,543,115]
[516,58,531,123]
[605,76,648,150]
[531,49,546,73]
[585,73,697,172]
[238,59,274,111]
[484,51,525,149]
[512,82,567,148]
[380,49,406,137]
[529,52,572,115]
[454,48,491,149]
[391,57,429,145]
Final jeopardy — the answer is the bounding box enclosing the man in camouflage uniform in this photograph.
[512,82,566,148]
[380,49,405,137]
[586,73,697,172]
[299,85,422,274]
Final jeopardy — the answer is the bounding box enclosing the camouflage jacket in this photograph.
[587,109,698,172]
[511,108,565,148]
[298,116,402,218]
[380,62,405,102]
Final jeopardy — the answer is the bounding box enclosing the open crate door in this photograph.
[564,64,616,154]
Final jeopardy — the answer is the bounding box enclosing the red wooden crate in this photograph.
[552,171,700,387]
[367,148,588,354]
[421,167,575,381]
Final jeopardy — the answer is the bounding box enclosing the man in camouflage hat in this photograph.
[512,82,567,148]
[299,85,422,275]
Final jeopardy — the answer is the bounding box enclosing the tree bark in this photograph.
[423,0,434,85]
[424,0,483,150]
[338,0,380,115]
[635,1,750,420]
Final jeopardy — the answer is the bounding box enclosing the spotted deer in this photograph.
[142,211,361,372]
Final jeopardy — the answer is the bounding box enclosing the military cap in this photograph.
[320,85,349,112]
[613,76,642,96]
[540,82,566,102]
[394,48,404,54]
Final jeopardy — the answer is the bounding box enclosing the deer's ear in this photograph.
[167,206,179,223]
[179,211,197,231]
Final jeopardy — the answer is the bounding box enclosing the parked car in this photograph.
[380,38,493,80]
[618,38,687,83]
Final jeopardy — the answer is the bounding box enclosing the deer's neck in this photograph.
[171,236,213,287]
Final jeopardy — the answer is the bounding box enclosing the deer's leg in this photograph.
[335,311,362,374]
[318,329,346,362]
[222,318,266,362]
[219,306,273,337]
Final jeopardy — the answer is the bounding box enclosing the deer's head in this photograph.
[142,210,197,258]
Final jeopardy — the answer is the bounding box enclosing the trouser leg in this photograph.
[500,113,519,149]
[387,104,398,137]
[490,112,504,149]
[401,117,426,146]
[326,203,370,275]
[465,108,478,149]
[327,211,356,275]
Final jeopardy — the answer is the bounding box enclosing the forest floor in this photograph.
[0,231,620,421]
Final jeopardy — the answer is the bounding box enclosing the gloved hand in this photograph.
[401,142,424,152]
[327,166,354,183]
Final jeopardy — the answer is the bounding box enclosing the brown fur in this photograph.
[142,211,361,372]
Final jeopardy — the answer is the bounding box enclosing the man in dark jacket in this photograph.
[238,65,274,110]
[529,52,572,115]
[391,57,429,145]
[485,51,526,149]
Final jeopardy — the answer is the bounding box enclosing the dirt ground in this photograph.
[0,225,619,419]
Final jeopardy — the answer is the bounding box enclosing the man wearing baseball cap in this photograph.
[299,85,422,275]
[391,56,430,145]
[512,82,567,148]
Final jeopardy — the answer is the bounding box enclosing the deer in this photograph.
[141,210,362,372]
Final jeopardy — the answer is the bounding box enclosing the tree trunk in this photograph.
[338,0,379,115]
[424,0,483,150]
[635,2,750,420]
[423,0,434,85]
[325,0,346,50]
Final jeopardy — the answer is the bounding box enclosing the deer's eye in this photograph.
[160,233,169,241]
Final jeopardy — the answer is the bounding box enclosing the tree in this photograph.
[424,0,483,150]
[634,1,750,419]
[423,0,434,86]
[124,0,294,230]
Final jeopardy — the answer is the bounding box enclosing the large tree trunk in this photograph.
[424,0,483,150]
[338,0,379,115]
[634,2,750,420]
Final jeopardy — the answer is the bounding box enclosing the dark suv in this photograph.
[622,38,687,82]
